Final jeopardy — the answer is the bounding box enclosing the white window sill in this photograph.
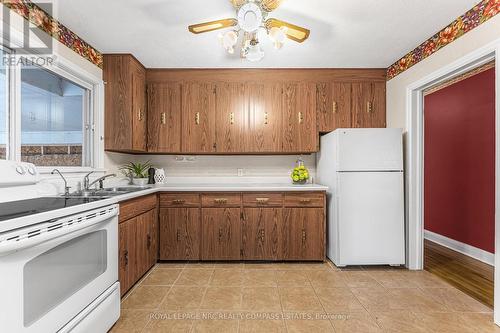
[37,166,107,175]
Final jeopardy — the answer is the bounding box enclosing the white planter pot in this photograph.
[132,178,149,186]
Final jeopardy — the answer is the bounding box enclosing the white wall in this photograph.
[387,14,500,129]
[104,152,317,181]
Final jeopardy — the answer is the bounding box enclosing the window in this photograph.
[0,49,98,169]
[20,64,90,167]
[0,49,9,160]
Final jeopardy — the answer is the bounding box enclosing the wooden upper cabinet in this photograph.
[282,82,318,153]
[147,83,182,153]
[104,54,147,152]
[246,83,283,153]
[215,83,246,153]
[182,82,217,153]
[317,82,352,133]
[352,81,386,128]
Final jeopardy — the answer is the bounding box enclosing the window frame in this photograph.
[2,50,105,174]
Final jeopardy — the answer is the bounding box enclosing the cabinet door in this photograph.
[242,208,283,260]
[283,208,325,260]
[147,83,182,152]
[159,208,200,260]
[246,83,283,152]
[131,60,147,151]
[352,82,386,128]
[182,82,217,153]
[135,213,149,281]
[147,208,159,268]
[317,82,352,133]
[215,83,246,153]
[103,55,132,151]
[201,208,241,260]
[119,218,137,296]
[282,82,318,153]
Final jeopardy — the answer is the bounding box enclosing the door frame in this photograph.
[405,38,500,324]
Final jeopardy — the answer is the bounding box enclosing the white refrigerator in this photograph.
[317,128,405,267]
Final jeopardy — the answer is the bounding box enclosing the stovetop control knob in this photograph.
[16,165,26,175]
[27,166,36,175]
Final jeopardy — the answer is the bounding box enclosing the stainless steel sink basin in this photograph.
[62,186,150,199]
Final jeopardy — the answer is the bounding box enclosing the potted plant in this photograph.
[120,161,152,186]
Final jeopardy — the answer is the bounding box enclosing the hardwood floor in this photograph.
[424,239,494,308]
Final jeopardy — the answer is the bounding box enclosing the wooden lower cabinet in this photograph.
[118,218,136,296]
[118,196,159,297]
[242,208,283,260]
[201,208,241,260]
[283,208,325,261]
[159,208,200,260]
[157,191,326,263]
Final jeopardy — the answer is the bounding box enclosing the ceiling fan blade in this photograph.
[261,0,285,12]
[265,18,310,43]
[229,0,246,9]
[188,18,238,34]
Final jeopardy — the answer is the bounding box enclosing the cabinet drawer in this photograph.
[201,193,241,207]
[119,194,157,223]
[284,192,325,208]
[243,193,283,207]
[160,193,200,207]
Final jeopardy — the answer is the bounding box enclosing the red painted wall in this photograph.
[424,68,495,254]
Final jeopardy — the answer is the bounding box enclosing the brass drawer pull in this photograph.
[138,109,143,121]
[161,112,167,125]
[195,112,200,125]
[300,198,312,204]
[264,112,268,125]
[230,112,235,125]
[172,199,186,204]
[332,101,338,114]
[302,229,307,243]
[367,102,373,114]
[256,198,269,204]
[298,112,304,124]
[214,198,228,204]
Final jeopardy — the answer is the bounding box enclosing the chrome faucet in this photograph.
[86,174,117,190]
[83,171,94,191]
[51,169,70,196]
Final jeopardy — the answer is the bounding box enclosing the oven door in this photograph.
[0,205,118,333]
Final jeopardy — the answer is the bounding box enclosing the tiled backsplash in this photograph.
[104,152,317,181]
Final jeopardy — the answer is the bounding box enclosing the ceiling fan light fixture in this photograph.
[268,26,287,49]
[220,30,239,53]
[245,40,265,62]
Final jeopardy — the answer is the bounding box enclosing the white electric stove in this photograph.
[0,160,120,333]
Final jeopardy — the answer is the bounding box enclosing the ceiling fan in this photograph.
[188,0,310,62]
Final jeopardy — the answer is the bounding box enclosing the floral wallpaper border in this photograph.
[387,0,499,80]
[1,0,103,68]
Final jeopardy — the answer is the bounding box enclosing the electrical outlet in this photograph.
[237,168,244,177]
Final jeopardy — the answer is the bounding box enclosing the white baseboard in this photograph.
[424,230,494,266]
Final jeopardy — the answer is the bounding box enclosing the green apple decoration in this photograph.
[291,158,309,184]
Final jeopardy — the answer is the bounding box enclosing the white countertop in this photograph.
[0,182,328,232]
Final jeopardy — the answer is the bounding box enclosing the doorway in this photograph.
[405,40,500,325]
[422,63,495,308]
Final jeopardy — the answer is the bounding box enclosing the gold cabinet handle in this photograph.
[161,112,167,125]
[195,112,200,125]
[214,198,228,204]
[298,112,304,124]
[256,198,269,204]
[302,229,307,244]
[367,102,373,114]
[332,102,338,114]
[264,112,268,125]
[258,228,265,241]
[230,112,235,125]
[300,198,312,204]
[172,199,185,204]
[138,109,143,121]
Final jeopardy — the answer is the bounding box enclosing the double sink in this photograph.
[63,186,150,199]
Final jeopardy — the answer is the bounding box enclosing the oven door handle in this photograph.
[0,209,117,256]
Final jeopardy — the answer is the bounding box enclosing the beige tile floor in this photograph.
[110,262,499,333]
